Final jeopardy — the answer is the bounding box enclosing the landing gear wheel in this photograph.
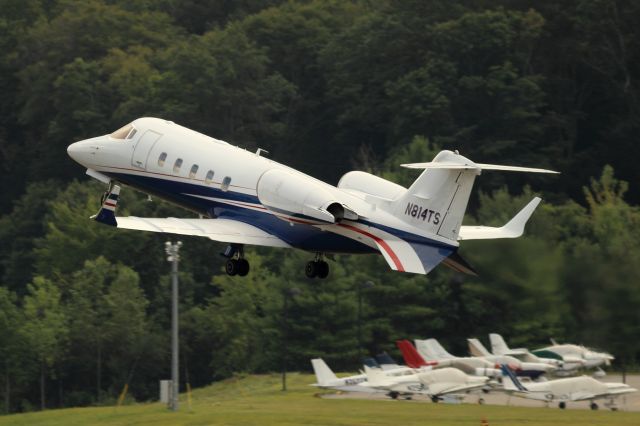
[226,259,238,276]
[558,401,566,409]
[388,391,399,400]
[478,398,485,405]
[305,261,317,278]
[590,402,599,410]
[431,396,440,403]
[317,261,329,278]
[237,258,250,276]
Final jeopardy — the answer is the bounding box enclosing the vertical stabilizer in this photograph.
[394,151,480,242]
[468,338,492,357]
[416,338,455,360]
[490,333,510,356]
[311,358,338,386]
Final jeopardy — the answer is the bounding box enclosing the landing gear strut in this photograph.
[305,253,329,279]
[223,244,250,276]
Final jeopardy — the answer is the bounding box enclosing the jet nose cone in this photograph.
[67,142,82,162]
[67,139,100,166]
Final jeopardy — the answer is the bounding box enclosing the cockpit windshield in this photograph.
[110,123,137,140]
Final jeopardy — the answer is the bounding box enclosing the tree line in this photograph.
[1,0,639,413]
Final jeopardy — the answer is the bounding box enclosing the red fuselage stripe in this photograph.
[338,223,405,272]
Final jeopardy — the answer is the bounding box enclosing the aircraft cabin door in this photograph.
[131,130,162,169]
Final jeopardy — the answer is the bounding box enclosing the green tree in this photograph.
[20,276,68,410]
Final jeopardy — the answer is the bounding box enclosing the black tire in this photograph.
[558,402,566,409]
[225,259,238,276]
[389,391,399,400]
[237,258,250,276]
[305,261,317,278]
[317,261,329,279]
[590,402,598,410]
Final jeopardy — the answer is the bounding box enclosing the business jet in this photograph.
[67,117,557,277]
[501,365,636,410]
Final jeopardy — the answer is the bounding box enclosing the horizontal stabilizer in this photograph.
[401,162,559,174]
[458,197,541,241]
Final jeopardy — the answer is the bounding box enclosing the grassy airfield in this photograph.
[1,373,639,426]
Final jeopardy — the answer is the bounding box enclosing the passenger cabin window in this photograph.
[205,170,214,184]
[189,164,199,179]
[173,158,183,173]
[221,176,231,192]
[110,123,135,140]
[158,152,167,167]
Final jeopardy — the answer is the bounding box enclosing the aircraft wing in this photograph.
[115,217,292,248]
[90,184,291,248]
[458,197,541,240]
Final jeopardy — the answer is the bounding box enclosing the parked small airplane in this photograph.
[467,338,556,379]
[501,365,636,410]
[489,333,582,374]
[534,339,614,370]
[67,117,557,277]
[362,365,488,402]
[310,358,416,394]
[398,339,500,378]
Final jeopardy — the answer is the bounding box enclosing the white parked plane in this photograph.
[536,339,614,370]
[310,358,418,396]
[362,365,489,402]
[501,365,636,410]
[467,338,556,379]
[67,117,557,277]
[489,333,583,374]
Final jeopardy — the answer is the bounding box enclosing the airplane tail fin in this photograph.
[375,352,399,368]
[500,364,528,392]
[490,333,510,356]
[468,338,492,357]
[397,151,557,243]
[363,357,380,369]
[91,185,120,227]
[416,338,454,360]
[395,151,480,243]
[311,358,338,386]
[397,340,429,368]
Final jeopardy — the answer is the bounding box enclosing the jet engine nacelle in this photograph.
[257,169,358,224]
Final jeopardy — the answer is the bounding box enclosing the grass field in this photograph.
[2,373,640,426]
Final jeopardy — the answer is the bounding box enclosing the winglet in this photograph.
[458,197,541,240]
[91,185,120,227]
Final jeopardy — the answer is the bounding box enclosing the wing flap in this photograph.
[116,217,291,248]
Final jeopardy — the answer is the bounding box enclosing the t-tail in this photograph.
[500,364,528,392]
[376,150,557,275]
[311,358,338,386]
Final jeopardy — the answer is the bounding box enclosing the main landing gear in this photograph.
[223,244,250,276]
[305,254,329,279]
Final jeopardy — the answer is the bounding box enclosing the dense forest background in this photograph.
[1,0,640,413]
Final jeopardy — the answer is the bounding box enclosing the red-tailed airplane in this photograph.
[67,117,557,278]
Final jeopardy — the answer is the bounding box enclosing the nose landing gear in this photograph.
[305,253,329,279]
